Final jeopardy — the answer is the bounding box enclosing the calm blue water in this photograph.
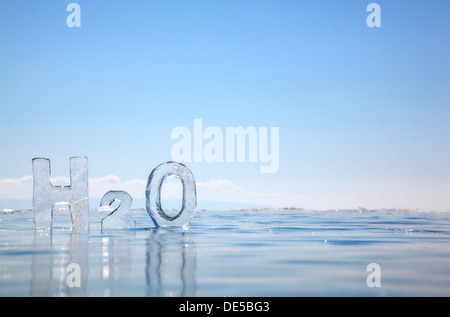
[1,208,450,296]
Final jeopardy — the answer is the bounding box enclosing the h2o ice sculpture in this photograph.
[32,157,197,231]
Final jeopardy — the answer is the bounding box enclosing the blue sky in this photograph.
[1,1,449,210]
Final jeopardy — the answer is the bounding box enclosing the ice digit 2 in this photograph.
[101,190,135,230]
[32,157,89,232]
[145,162,197,228]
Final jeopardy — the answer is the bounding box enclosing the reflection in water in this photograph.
[30,230,89,296]
[28,226,197,296]
[100,234,133,296]
[146,229,196,297]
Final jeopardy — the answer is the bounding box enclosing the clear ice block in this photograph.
[101,190,135,230]
[145,162,197,228]
[32,157,89,233]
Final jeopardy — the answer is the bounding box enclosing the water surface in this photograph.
[1,208,450,296]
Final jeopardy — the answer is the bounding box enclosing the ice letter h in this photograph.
[32,157,89,233]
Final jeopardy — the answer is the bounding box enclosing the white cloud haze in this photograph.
[0,175,449,211]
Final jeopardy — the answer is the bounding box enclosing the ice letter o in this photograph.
[145,162,197,228]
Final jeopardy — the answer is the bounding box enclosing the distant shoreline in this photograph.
[2,207,449,214]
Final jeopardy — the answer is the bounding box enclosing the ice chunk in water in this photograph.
[145,162,197,228]
[101,190,135,230]
[32,157,89,233]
